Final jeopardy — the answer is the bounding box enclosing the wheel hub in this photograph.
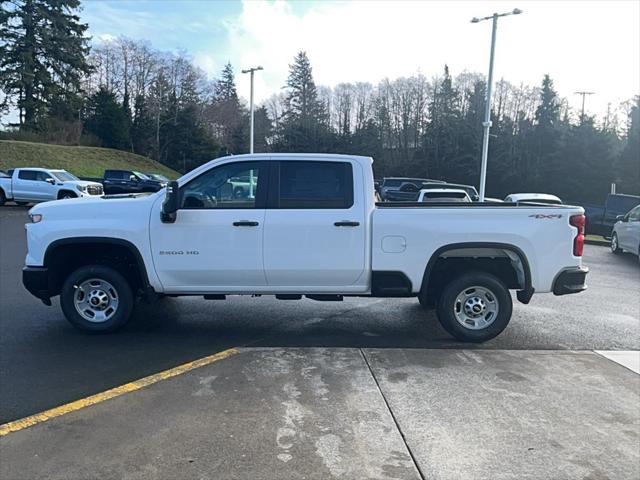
[74,279,119,323]
[453,286,500,331]
[464,296,486,317]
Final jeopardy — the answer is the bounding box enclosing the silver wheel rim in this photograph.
[73,278,119,323]
[611,235,617,252]
[453,285,499,330]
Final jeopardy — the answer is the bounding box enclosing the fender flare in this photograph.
[44,237,152,290]
[420,242,533,293]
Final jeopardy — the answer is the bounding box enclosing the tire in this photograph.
[59,191,76,200]
[436,271,513,343]
[60,265,134,333]
[611,233,621,254]
[0,189,5,206]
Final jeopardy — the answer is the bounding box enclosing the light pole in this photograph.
[471,8,522,201]
[241,66,263,154]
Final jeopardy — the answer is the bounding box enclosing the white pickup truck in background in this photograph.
[0,167,103,206]
[22,154,588,342]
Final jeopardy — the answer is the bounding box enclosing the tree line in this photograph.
[1,0,638,202]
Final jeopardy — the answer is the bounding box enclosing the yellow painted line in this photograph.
[0,347,239,437]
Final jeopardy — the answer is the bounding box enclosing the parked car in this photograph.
[102,169,167,195]
[0,168,103,206]
[504,193,562,205]
[23,153,587,343]
[423,182,479,201]
[610,204,640,260]
[417,188,472,203]
[385,181,479,202]
[581,194,640,238]
[145,173,170,183]
[379,177,443,200]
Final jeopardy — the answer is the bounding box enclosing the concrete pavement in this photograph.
[1,347,638,480]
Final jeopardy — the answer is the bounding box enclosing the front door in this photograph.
[150,160,267,292]
[263,160,366,289]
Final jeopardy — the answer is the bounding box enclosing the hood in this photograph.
[61,180,103,188]
[30,190,161,217]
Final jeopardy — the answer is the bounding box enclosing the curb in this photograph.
[585,238,610,247]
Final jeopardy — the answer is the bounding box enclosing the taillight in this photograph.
[570,214,585,256]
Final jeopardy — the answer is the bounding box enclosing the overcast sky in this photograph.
[55,0,640,118]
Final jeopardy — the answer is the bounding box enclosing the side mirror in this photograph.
[161,181,180,223]
[129,175,137,182]
[616,215,626,222]
[45,178,55,184]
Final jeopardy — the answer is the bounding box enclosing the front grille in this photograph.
[87,185,104,195]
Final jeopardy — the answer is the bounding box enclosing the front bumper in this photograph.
[23,266,52,305]
[553,266,589,295]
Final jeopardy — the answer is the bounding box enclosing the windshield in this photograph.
[146,173,168,182]
[51,171,79,181]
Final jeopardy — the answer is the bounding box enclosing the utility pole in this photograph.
[471,8,523,201]
[241,66,263,154]
[574,91,595,122]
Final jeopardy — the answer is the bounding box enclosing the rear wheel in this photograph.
[611,233,621,254]
[436,271,512,343]
[0,189,6,206]
[60,265,134,333]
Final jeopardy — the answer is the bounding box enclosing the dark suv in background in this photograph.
[102,170,167,195]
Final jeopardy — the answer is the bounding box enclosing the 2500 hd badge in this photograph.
[159,250,200,255]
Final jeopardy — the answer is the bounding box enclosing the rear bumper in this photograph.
[23,266,52,304]
[552,266,589,295]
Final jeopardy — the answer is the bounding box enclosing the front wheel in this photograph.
[610,233,622,254]
[436,272,513,343]
[60,265,134,333]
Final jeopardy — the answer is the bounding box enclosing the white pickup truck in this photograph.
[0,168,103,206]
[22,154,588,342]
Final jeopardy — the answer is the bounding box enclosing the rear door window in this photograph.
[17,170,37,181]
[277,161,353,209]
[105,171,123,180]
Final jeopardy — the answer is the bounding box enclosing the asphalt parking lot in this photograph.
[1,205,639,479]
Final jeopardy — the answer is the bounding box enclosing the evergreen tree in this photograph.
[214,62,239,104]
[278,51,330,152]
[131,94,155,157]
[84,87,130,149]
[207,62,246,153]
[0,0,91,130]
[615,96,640,195]
[285,51,324,126]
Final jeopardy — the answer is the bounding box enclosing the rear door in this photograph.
[619,206,640,251]
[13,170,40,201]
[263,159,366,289]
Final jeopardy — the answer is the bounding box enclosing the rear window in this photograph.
[423,191,468,199]
[105,170,124,180]
[18,170,37,180]
[278,161,353,209]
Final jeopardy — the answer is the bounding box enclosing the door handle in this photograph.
[334,221,360,227]
[233,220,259,227]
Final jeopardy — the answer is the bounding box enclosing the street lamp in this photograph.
[241,66,263,154]
[471,8,522,201]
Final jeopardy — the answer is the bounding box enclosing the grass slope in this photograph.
[0,140,179,179]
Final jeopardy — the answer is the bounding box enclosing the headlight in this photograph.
[76,184,88,192]
[29,213,43,223]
